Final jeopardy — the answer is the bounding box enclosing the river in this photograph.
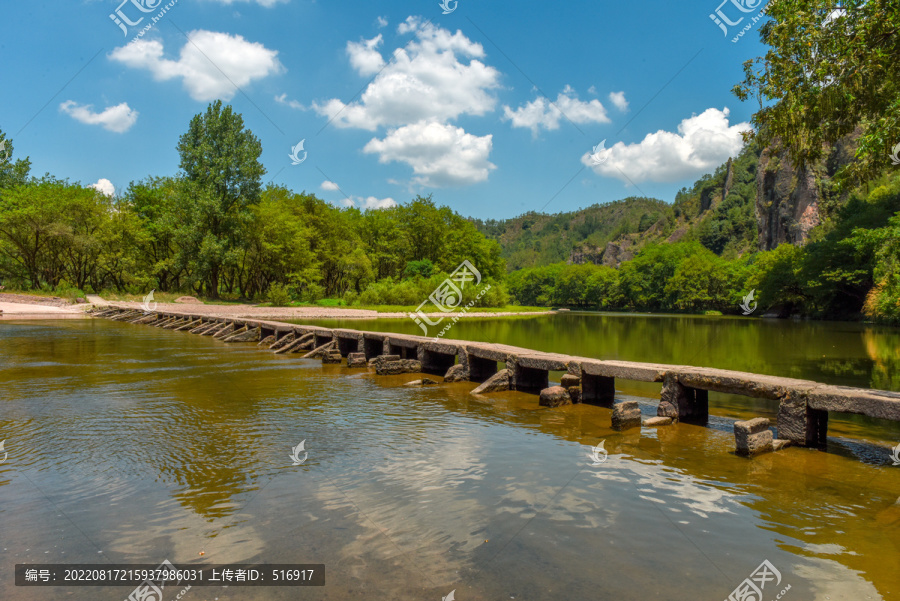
[1,315,898,600]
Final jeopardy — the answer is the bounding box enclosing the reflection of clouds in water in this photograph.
[793,557,883,600]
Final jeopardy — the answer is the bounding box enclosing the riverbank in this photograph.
[96,299,554,321]
[0,293,88,319]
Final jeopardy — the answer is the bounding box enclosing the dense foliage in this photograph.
[0,109,506,306]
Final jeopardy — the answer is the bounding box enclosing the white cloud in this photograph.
[313,18,501,131]
[90,178,116,196]
[502,86,610,135]
[275,93,304,110]
[59,101,138,133]
[364,121,495,187]
[588,85,597,95]
[347,35,385,77]
[582,107,749,184]
[109,31,283,102]
[609,91,628,112]
[340,196,397,210]
[321,181,340,191]
[376,16,388,28]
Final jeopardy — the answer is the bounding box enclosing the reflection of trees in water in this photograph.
[864,329,900,391]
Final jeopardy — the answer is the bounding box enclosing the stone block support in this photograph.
[418,348,457,376]
[513,363,549,393]
[777,396,828,448]
[734,418,774,456]
[468,355,499,383]
[658,374,709,424]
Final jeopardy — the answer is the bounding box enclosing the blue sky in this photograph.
[0,0,772,219]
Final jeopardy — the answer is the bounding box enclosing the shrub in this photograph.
[266,283,292,307]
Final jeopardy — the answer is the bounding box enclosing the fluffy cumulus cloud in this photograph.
[109,31,282,102]
[59,101,138,133]
[582,107,749,183]
[347,35,385,77]
[90,178,116,196]
[502,86,610,135]
[608,91,628,112]
[364,121,495,188]
[340,196,397,210]
[313,17,501,131]
[320,181,340,191]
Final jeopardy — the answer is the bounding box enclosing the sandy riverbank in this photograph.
[101,300,554,321]
[0,293,88,320]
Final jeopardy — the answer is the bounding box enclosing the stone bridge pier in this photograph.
[333,330,364,357]
[417,341,459,376]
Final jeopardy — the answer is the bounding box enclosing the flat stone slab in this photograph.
[375,360,422,375]
[404,378,439,387]
[471,369,510,395]
[580,359,668,383]
[643,416,673,427]
[303,341,336,359]
[675,367,818,399]
[735,418,774,456]
[806,385,900,421]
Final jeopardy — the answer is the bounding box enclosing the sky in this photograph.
[0,0,774,219]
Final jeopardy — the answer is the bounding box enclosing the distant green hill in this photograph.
[473,141,763,270]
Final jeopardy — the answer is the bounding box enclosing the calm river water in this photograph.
[1,315,899,601]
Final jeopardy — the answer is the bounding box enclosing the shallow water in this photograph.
[1,319,898,600]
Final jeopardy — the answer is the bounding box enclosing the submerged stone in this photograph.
[470,369,510,395]
[539,386,572,408]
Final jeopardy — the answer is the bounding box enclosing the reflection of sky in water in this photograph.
[0,320,898,600]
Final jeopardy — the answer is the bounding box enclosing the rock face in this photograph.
[601,239,634,268]
[611,401,642,430]
[443,364,469,382]
[346,353,368,368]
[375,360,422,375]
[539,386,571,408]
[470,369,510,395]
[756,146,821,251]
[568,245,604,266]
[734,418,774,456]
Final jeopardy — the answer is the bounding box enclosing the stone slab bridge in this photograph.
[92,307,900,455]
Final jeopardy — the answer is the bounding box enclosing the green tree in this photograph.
[176,101,265,297]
